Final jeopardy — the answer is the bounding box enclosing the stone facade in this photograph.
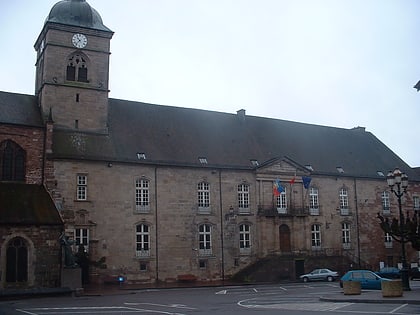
[48,157,420,284]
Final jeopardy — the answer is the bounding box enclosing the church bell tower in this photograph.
[34,0,113,133]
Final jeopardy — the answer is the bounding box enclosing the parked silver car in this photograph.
[300,268,339,282]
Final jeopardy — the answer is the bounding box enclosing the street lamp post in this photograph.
[386,168,411,291]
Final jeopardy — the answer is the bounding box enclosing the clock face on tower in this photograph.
[72,33,87,48]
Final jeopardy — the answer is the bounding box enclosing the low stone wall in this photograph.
[343,281,361,295]
[381,280,403,297]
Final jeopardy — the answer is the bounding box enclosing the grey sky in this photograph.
[1,0,420,167]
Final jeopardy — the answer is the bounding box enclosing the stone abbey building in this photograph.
[1,0,419,289]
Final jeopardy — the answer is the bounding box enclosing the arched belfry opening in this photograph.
[66,52,89,83]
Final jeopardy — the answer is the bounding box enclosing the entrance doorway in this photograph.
[295,259,305,279]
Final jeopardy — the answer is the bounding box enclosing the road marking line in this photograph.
[390,303,408,313]
[215,289,227,294]
[124,302,196,310]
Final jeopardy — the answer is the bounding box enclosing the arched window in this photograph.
[66,53,89,82]
[0,140,26,181]
[6,237,28,283]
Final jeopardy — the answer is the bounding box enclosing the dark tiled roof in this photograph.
[0,183,63,225]
[54,98,415,179]
[0,90,415,180]
[0,91,43,127]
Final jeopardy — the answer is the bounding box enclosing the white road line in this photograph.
[15,309,38,315]
[16,306,188,315]
[390,303,408,314]
[124,302,196,310]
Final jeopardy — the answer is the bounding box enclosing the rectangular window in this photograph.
[74,228,89,252]
[199,224,212,256]
[382,191,390,214]
[384,233,393,248]
[339,188,349,215]
[136,224,150,257]
[198,182,210,212]
[342,223,351,249]
[135,178,150,212]
[199,260,207,269]
[276,188,287,214]
[139,262,148,271]
[311,225,321,249]
[309,187,319,215]
[76,174,87,200]
[414,196,420,211]
[239,224,251,254]
[238,184,250,212]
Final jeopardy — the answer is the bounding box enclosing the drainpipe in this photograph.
[353,177,361,267]
[155,166,159,283]
[219,169,225,284]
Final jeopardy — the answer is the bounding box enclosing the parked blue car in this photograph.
[340,270,391,290]
[375,267,401,279]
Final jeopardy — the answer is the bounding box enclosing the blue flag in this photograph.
[302,176,312,189]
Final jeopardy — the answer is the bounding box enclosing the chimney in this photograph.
[237,109,246,122]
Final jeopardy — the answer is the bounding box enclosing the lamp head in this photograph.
[393,168,402,184]
[401,173,409,190]
[387,170,395,187]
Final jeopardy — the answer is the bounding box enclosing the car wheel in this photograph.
[327,276,333,282]
[303,277,309,283]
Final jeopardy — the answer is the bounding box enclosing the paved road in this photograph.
[1,282,419,314]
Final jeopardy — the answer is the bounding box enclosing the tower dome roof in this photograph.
[46,0,111,32]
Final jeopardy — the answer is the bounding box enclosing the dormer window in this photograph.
[305,165,314,171]
[66,53,88,82]
[250,159,259,167]
[137,153,146,160]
